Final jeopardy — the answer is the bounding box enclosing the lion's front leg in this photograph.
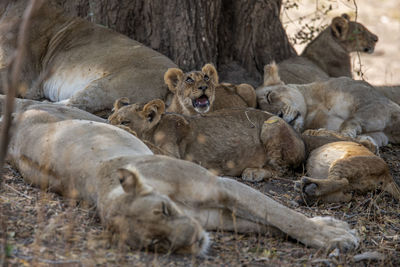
[214,177,358,251]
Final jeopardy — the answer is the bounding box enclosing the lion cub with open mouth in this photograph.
[165,64,256,115]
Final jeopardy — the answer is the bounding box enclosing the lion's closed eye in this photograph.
[266,91,273,104]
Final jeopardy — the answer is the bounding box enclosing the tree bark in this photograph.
[55,0,295,85]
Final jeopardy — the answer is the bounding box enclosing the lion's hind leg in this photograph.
[295,176,351,204]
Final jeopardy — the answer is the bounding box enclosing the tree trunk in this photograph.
[55,0,295,85]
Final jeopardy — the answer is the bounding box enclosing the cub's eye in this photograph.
[185,77,194,84]
[121,120,131,126]
[204,74,209,81]
[266,91,273,104]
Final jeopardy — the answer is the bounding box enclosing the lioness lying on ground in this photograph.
[256,63,400,147]
[108,98,305,181]
[297,129,400,204]
[0,0,176,113]
[7,103,359,254]
[164,64,256,115]
[278,14,378,84]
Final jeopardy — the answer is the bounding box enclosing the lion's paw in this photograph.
[242,168,271,182]
[307,216,359,251]
[295,176,320,195]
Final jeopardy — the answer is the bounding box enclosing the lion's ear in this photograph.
[142,99,165,123]
[164,68,184,93]
[202,63,219,84]
[112,97,130,112]
[331,16,349,40]
[263,61,283,86]
[117,168,152,196]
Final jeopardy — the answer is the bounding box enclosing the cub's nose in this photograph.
[372,34,378,42]
[198,86,208,91]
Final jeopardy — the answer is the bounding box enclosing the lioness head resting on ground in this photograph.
[165,64,256,115]
[106,168,207,254]
[165,64,218,115]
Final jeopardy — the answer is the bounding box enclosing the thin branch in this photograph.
[352,0,365,80]
[4,183,32,199]
[0,0,43,187]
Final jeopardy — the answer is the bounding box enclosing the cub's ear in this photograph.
[331,16,349,40]
[164,68,184,93]
[142,99,165,123]
[117,168,152,196]
[112,97,130,112]
[263,61,283,86]
[202,63,219,84]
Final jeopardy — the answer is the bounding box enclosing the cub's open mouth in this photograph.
[192,95,210,110]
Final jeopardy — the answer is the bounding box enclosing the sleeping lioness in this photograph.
[7,103,359,254]
[278,14,378,84]
[108,98,305,181]
[296,129,400,204]
[0,0,176,113]
[164,64,256,115]
[256,62,400,147]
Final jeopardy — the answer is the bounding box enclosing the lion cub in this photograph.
[278,14,378,84]
[164,64,256,115]
[295,130,400,204]
[108,98,305,181]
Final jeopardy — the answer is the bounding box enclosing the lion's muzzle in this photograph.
[192,94,210,113]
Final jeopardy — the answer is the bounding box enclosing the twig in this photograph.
[352,0,365,80]
[0,0,43,187]
[3,183,32,199]
[0,1,42,266]
[244,111,256,128]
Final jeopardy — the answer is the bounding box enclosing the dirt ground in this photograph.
[1,142,399,266]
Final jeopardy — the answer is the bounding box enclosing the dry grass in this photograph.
[1,144,399,266]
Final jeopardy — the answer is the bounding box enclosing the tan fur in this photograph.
[295,141,400,204]
[0,1,176,113]
[375,85,400,106]
[257,63,400,147]
[8,103,359,253]
[165,64,256,115]
[109,98,305,181]
[278,14,378,84]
